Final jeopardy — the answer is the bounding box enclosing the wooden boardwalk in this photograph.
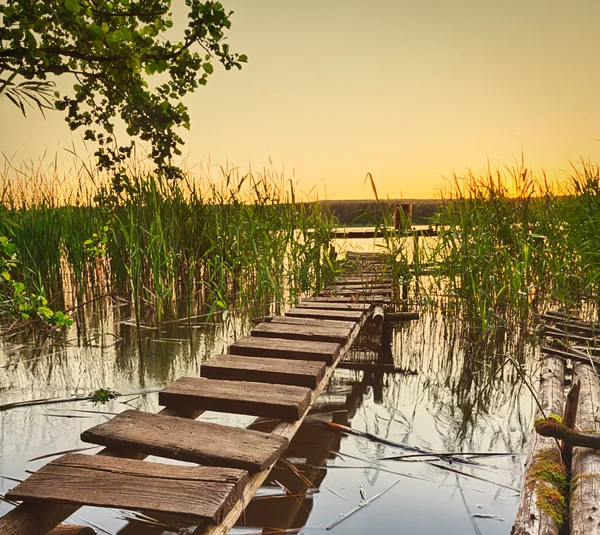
[0,252,397,535]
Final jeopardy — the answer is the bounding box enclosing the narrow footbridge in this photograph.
[0,253,396,535]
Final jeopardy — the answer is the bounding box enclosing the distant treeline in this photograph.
[312,199,441,226]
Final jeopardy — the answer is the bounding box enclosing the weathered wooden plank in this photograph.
[331,283,390,290]
[160,377,311,420]
[6,454,248,524]
[285,307,364,322]
[571,362,600,535]
[303,295,391,304]
[202,354,325,388]
[81,410,288,472]
[321,288,393,296]
[194,297,371,535]
[49,527,95,535]
[295,301,370,311]
[229,336,340,365]
[271,315,357,330]
[512,356,565,535]
[251,321,350,344]
[0,403,219,535]
[335,276,392,283]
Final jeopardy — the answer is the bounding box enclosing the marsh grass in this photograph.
[426,161,600,333]
[0,154,337,324]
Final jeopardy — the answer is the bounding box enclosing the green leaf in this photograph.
[64,0,80,14]
[203,63,214,74]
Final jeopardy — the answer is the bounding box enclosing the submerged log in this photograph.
[570,362,600,535]
[512,356,567,535]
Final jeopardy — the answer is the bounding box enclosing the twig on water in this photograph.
[325,479,399,530]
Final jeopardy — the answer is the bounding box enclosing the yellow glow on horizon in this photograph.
[2,0,600,200]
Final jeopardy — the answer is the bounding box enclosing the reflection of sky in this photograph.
[0,300,533,534]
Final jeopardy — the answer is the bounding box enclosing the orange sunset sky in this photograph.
[1,0,600,199]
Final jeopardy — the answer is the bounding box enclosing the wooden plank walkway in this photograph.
[0,251,397,535]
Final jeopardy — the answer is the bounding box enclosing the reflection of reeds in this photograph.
[0,154,338,323]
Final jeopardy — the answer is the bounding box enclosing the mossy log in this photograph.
[570,363,600,535]
[535,418,600,449]
[512,356,566,535]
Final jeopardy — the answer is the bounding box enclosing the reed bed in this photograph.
[422,161,600,332]
[0,154,337,324]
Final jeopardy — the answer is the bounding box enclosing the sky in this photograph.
[1,0,600,199]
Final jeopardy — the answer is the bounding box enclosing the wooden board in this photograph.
[330,284,390,290]
[295,302,370,311]
[320,289,393,297]
[159,377,311,420]
[202,354,325,388]
[251,321,351,344]
[229,336,341,365]
[49,527,95,535]
[303,295,391,304]
[285,307,364,322]
[81,410,288,472]
[271,315,358,330]
[6,454,248,524]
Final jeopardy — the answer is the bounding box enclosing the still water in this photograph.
[0,238,538,534]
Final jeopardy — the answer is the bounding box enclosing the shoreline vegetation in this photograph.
[1,154,600,340]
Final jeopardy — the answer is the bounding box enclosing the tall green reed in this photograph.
[0,154,338,325]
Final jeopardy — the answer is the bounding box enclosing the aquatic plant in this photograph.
[0,154,338,326]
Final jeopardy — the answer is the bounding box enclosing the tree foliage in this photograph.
[0,0,246,185]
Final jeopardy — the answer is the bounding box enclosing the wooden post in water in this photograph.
[512,356,566,535]
[393,204,413,230]
[570,362,600,535]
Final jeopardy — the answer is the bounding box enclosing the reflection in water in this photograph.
[0,297,536,534]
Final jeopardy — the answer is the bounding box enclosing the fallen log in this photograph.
[512,356,567,535]
[570,362,600,535]
[535,417,600,449]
